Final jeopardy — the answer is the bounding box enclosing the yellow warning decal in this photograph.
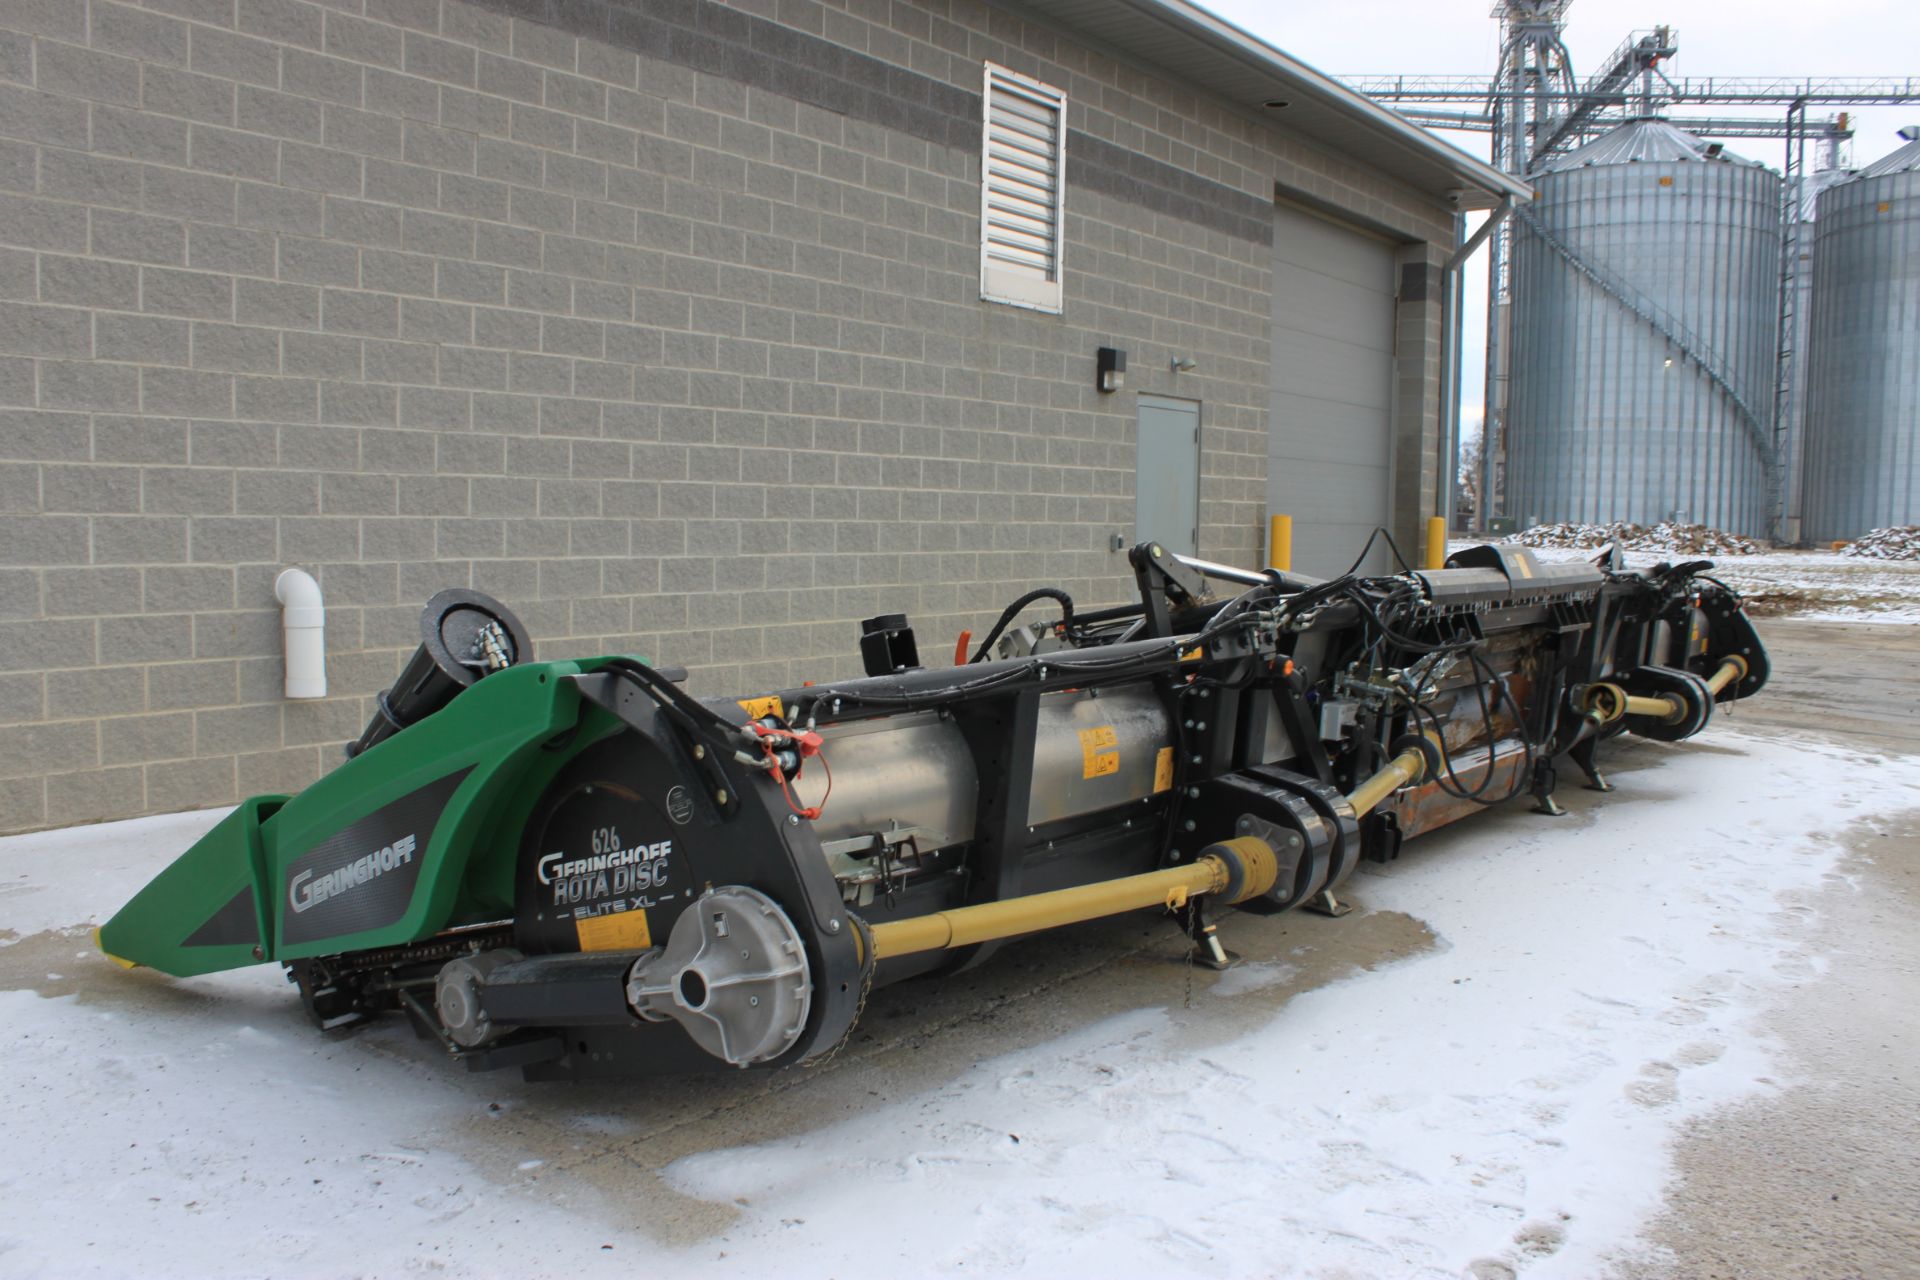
[1179,646,1204,663]
[1078,725,1120,779]
[738,695,783,720]
[1153,746,1175,793]
[576,910,651,953]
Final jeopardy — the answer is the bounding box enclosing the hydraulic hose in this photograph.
[969,587,1075,663]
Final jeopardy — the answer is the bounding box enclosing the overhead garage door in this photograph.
[1269,202,1397,577]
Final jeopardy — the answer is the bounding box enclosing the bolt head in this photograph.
[826,918,841,934]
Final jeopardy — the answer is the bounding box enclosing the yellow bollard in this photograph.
[1269,514,1292,572]
[1425,515,1447,571]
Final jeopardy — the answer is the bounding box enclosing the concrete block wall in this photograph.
[0,0,1456,833]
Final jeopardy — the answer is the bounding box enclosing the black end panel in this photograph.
[1694,582,1771,699]
[510,688,864,1077]
[514,734,699,956]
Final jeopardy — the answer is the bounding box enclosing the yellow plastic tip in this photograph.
[93,927,137,970]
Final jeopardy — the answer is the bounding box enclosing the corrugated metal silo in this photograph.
[1782,166,1854,541]
[1506,120,1783,537]
[1800,131,1920,543]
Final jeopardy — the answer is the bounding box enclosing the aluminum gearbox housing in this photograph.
[625,886,812,1067]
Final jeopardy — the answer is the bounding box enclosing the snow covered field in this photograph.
[4,727,1915,1279]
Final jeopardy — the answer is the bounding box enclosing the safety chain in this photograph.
[802,912,877,1070]
[1169,904,1198,1010]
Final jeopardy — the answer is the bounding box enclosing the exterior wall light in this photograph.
[1096,346,1126,393]
[1171,356,1198,373]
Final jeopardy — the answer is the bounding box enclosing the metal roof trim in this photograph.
[1110,0,1532,205]
[1537,118,1768,173]
[1855,134,1920,179]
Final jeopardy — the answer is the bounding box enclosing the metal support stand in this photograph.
[1530,759,1567,816]
[1182,904,1239,970]
[1303,889,1353,918]
[1569,737,1612,792]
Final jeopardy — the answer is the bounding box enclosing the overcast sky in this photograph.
[1195,0,1920,435]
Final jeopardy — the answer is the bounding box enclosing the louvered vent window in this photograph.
[980,63,1066,313]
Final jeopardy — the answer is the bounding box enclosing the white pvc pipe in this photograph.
[273,567,326,699]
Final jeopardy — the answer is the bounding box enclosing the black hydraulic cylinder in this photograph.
[347,589,533,757]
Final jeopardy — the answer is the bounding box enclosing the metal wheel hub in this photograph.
[625,886,811,1067]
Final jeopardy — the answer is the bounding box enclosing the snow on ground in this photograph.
[4,730,1918,1278]
[1455,539,1920,625]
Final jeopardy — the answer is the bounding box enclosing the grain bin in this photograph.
[1506,119,1783,538]
[1782,166,1854,541]
[1800,130,1920,543]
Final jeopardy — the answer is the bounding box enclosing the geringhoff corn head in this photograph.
[99,538,1768,1081]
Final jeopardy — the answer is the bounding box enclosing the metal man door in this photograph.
[1135,394,1200,556]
